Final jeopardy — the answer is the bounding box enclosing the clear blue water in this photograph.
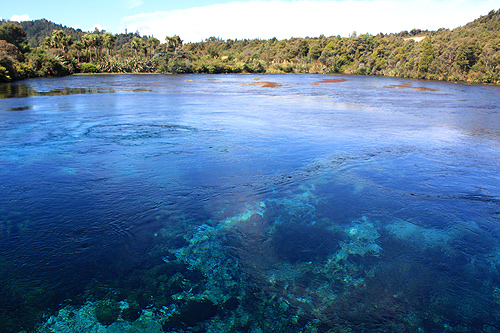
[1,74,500,332]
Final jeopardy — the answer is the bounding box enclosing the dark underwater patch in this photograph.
[85,123,196,142]
[271,222,343,263]
[163,298,219,330]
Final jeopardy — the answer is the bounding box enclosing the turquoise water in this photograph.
[0,74,500,332]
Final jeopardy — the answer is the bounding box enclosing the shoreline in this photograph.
[20,72,500,87]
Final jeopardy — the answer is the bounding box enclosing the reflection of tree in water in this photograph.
[0,83,114,99]
[0,83,33,98]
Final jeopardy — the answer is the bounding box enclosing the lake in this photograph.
[1,74,500,332]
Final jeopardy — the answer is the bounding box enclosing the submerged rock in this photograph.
[222,297,240,311]
[121,302,142,322]
[37,301,163,333]
[163,298,219,330]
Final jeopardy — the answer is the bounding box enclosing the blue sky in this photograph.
[2,0,499,42]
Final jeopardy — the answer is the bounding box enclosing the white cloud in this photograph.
[121,0,499,42]
[9,14,31,22]
[125,0,144,9]
[90,23,109,32]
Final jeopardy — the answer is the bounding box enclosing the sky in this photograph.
[2,0,499,42]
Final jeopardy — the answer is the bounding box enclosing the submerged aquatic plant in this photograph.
[94,299,121,326]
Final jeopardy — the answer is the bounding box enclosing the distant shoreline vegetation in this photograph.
[1,9,499,84]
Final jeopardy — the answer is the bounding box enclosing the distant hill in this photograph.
[0,18,143,49]
[463,8,500,32]
[0,19,85,47]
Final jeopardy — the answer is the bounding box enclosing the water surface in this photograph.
[1,74,500,332]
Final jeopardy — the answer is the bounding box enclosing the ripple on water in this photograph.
[85,123,197,143]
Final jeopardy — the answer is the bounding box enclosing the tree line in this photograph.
[1,8,499,84]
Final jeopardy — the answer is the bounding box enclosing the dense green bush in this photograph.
[0,64,11,82]
[25,51,72,77]
[78,62,99,73]
[0,54,17,81]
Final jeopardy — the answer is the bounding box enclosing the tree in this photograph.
[0,40,22,61]
[130,37,144,57]
[72,40,84,62]
[81,33,94,62]
[147,37,160,57]
[91,33,104,58]
[453,40,480,72]
[308,43,322,60]
[479,42,500,73]
[103,33,116,56]
[0,23,28,52]
[44,30,72,53]
[165,35,182,53]
[80,33,104,61]
[418,37,434,73]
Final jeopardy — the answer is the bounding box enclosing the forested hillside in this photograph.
[1,8,499,83]
[16,19,85,47]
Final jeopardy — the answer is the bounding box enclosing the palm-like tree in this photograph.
[165,35,183,53]
[81,33,105,61]
[72,40,84,62]
[103,33,116,56]
[44,30,72,54]
[147,37,160,57]
[130,37,144,58]
[91,33,104,58]
[81,33,93,62]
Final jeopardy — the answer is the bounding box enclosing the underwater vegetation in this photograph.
[95,300,121,326]
[33,176,500,333]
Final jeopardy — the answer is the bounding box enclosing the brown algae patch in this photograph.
[245,81,287,88]
[132,88,154,92]
[8,106,31,111]
[311,78,347,85]
[384,84,437,92]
